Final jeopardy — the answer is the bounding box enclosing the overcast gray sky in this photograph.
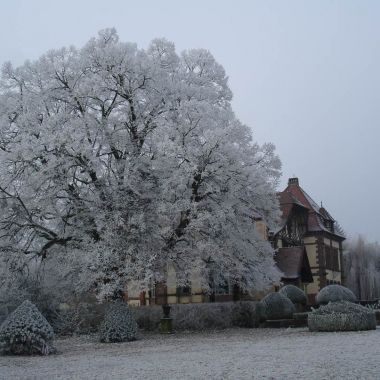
[1,0,379,241]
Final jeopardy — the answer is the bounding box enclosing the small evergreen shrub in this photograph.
[308,301,376,332]
[0,300,56,355]
[316,285,357,305]
[259,292,296,320]
[279,285,307,305]
[99,302,138,343]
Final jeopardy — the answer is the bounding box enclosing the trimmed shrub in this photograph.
[99,302,138,343]
[259,292,296,320]
[316,285,357,305]
[308,301,376,332]
[255,301,266,323]
[0,300,56,355]
[279,285,307,305]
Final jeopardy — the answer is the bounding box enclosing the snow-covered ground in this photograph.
[1,327,379,380]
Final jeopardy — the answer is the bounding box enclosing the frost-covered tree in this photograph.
[343,236,380,300]
[0,29,281,300]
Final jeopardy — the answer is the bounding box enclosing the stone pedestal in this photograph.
[160,317,173,334]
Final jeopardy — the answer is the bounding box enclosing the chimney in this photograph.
[288,177,299,186]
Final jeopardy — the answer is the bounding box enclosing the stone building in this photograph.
[273,178,345,303]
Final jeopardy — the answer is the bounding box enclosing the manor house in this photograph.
[273,178,345,303]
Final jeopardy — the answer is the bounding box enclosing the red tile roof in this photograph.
[278,178,345,239]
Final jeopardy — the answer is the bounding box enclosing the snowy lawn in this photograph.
[1,327,379,380]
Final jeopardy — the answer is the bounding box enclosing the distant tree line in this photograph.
[344,236,380,301]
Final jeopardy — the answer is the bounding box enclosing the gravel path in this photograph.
[0,327,379,379]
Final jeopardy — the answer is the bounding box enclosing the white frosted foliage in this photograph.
[308,301,376,332]
[0,300,56,355]
[99,302,138,343]
[0,28,282,300]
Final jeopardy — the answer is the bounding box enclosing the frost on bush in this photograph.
[132,302,259,331]
[316,285,357,305]
[308,301,376,332]
[231,301,258,328]
[259,292,296,320]
[172,303,231,331]
[279,285,307,305]
[99,302,138,343]
[0,300,56,355]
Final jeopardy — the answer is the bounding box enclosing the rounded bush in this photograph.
[316,285,357,305]
[308,301,376,332]
[0,300,56,355]
[279,285,307,305]
[260,292,296,320]
[99,302,137,343]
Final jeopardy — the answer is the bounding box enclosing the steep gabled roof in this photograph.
[277,190,309,220]
[279,178,345,240]
[272,190,309,235]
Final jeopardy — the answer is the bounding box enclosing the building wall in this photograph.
[127,265,207,306]
[323,237,342,284]
[301,234,344,303]
[304,236,320,297]
[255,220,268,240]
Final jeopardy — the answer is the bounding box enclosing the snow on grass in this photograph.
[0,327,379,379]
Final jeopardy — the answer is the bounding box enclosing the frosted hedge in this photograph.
[308,301,376,332]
